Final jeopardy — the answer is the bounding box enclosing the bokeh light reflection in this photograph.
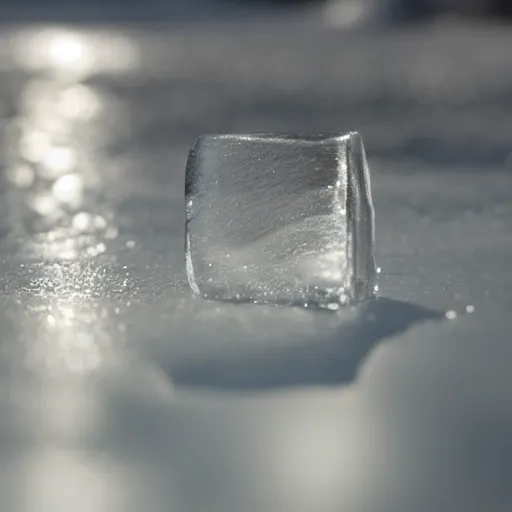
[2,28,139,262]
[21,262,120,378]
[52,174,83,206]
[42,146,78,177]
[13,28,139,78]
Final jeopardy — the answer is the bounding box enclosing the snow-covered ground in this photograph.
[0,11,511,512]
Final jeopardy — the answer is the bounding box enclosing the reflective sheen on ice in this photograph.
[185,133,376,308]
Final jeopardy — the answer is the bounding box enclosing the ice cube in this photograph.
[185,133,376,308]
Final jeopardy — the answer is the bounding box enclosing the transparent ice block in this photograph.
[185,133,376,308]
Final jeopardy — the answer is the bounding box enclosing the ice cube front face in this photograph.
[185,133,376,308]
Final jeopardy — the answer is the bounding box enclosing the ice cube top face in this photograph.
[185,133,376,308]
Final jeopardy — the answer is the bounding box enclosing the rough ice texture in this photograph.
[185,133,376,308]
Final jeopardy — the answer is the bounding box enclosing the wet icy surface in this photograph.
[0,12,512,512]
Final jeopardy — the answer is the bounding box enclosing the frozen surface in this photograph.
[185,133,376,306]
[0,13,511,512]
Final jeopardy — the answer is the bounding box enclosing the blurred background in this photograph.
[1,1,512,512]
[1,0,512,20]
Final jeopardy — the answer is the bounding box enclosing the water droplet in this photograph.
[7,164,35,188]
[93,215,107,231]
[30,192,59,216]
[43,146,77,177]
[52,174,83,205]
[72,211,93,232]
[85,243,105,257]
[466,305,475,314]
[377,267,382,274]
[19,130,50,163]
[445,310,457,320]
[126,240,135,249]
[58,84,101,120]
[105,226,119,239]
